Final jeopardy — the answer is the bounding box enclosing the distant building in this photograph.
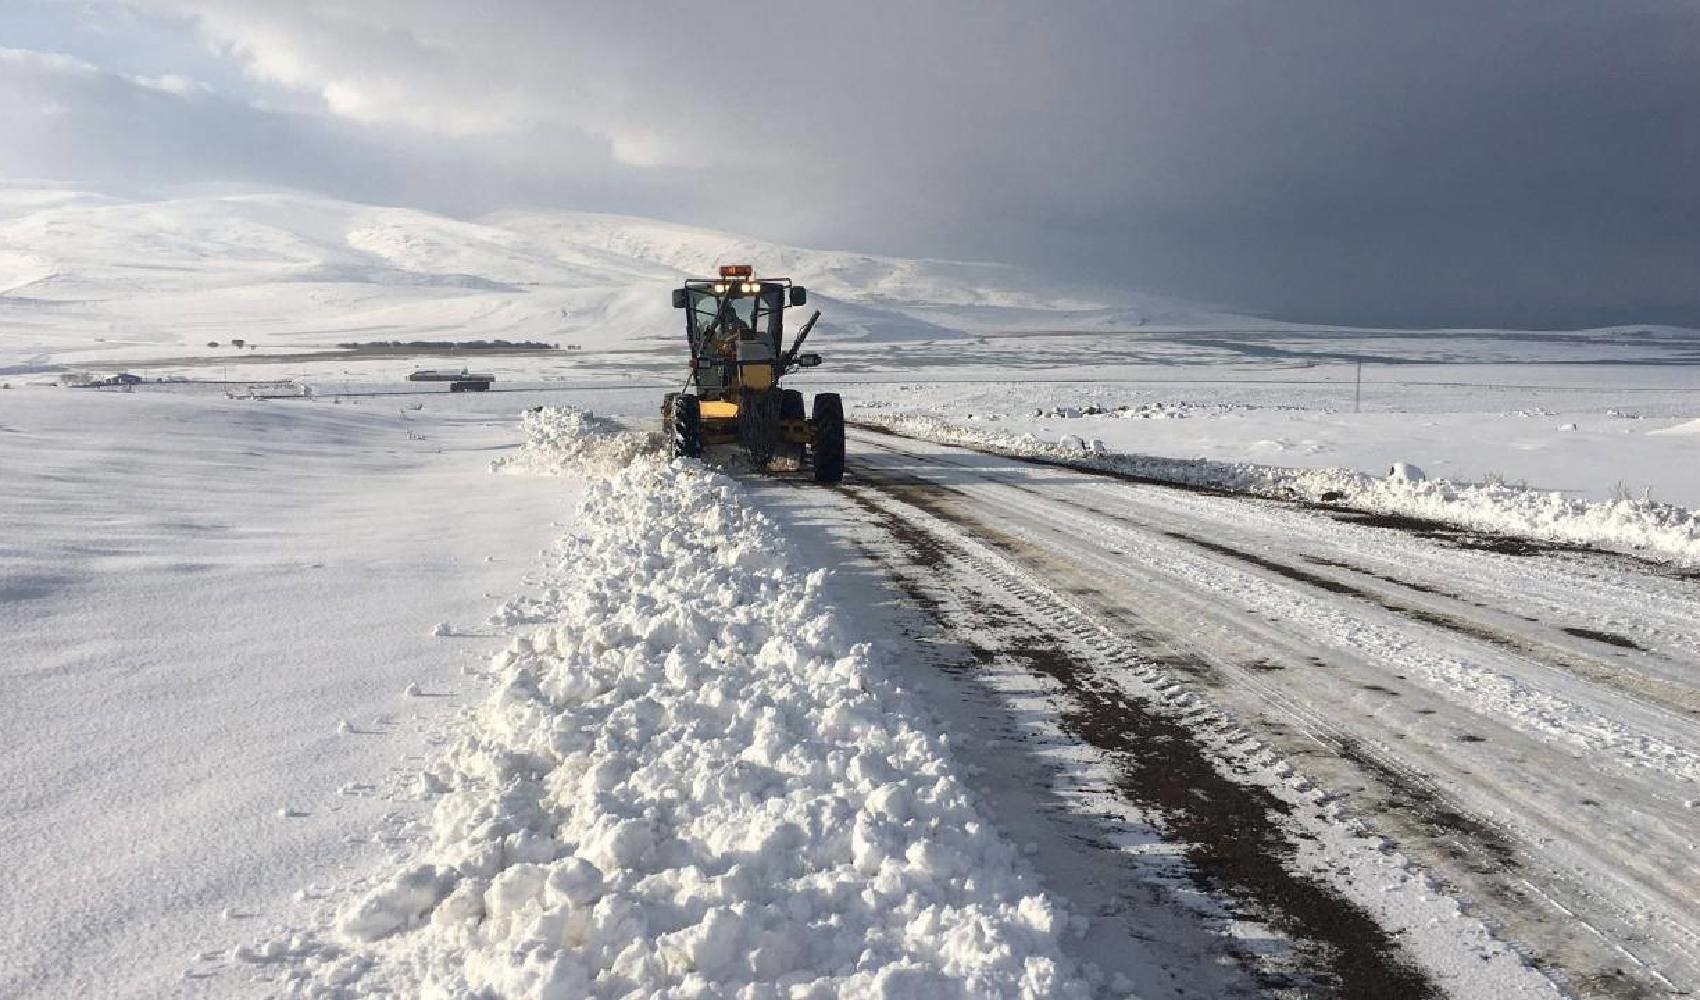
[63,372,141,388]
[412,369,495,385]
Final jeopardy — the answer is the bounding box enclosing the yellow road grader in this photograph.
[663,264,844,482]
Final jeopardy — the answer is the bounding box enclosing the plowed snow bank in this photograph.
[865,413,1700,566]
[274,408,1088,997]
[495,405,658,476]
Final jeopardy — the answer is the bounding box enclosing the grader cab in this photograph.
[662,264,844,483]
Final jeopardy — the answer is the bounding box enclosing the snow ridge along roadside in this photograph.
[279,407,1090,998]
[861,413,1700,566]
[495,406,659,477]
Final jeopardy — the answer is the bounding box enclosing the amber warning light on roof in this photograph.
[718,264,754,278]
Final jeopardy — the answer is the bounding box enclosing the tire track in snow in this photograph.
[834,471,1560,1000]
[856,432,1700,785]
[844,427,1700,997]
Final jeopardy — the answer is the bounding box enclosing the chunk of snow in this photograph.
[1387,462,1426,483]
[338,864,457,941]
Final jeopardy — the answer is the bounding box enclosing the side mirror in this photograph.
[789,286,808,307]
[671,288,688,309]
[795,352,822,368]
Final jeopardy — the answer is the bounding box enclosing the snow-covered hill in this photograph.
[0,184,1261,371]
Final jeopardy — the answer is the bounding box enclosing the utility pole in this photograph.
[1354,360,1363,414]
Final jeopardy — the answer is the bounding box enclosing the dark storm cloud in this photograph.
[10,0,1700,327]
[1015,1,1700,328]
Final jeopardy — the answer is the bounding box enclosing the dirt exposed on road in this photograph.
[839,476,1444,999]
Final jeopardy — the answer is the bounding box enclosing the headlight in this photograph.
[713,283,728,295]
[743,282,758,294]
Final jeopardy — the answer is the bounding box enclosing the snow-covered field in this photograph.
[4,183,1700,998]
[0,387,578,997]
[7,184,1694,547]
[838,361,1700,506]
[0,182,1262,373]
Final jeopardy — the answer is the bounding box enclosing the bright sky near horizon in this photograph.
[2,0,1696,329]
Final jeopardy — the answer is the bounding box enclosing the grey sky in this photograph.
[2,0,1696,328]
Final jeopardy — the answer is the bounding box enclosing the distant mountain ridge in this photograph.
[0,184,1265,367]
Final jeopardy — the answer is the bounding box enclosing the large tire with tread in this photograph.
[665,393,702,458]
[739,389,780,466]
[811,392,845,483]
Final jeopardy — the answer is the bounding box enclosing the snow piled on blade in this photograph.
[293,408,1089,998]
[866,413,1700,566]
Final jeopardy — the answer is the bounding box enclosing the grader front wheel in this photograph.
[811,392,844,483]
[739,389,781,466]
[664,393,702,458]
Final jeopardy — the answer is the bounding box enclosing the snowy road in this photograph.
[793,426,1700,998]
